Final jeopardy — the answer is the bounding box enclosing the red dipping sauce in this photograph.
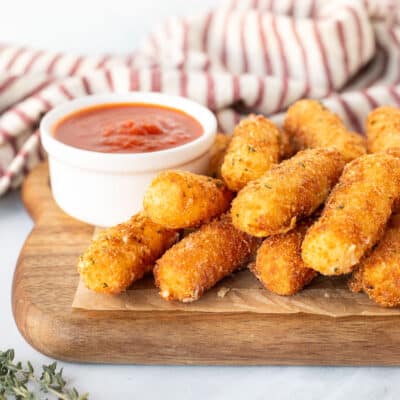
[53,103,204,153]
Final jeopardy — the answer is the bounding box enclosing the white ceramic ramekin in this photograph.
[41,92,217,227]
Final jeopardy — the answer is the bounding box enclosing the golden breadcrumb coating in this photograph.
[143,170,234,229]
[348,215,400,307]
[366,106,400,157]
[284,99,366,162]
[78,213,178,294]
[279,128,296,160]
[251,219,317,296]
[221,115,282,191]
[302,154,400,276]
[231,148,345,237]
[348,267,364,293]
[207,133,231,179]
[154,214,260,302]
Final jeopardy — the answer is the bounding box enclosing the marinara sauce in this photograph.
[53,103,204,153]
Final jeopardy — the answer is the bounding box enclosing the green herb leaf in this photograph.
[0,349,89,399]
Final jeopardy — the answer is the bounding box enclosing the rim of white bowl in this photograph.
[40,92,217,173]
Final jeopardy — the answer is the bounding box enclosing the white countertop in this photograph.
[1,189,400,399]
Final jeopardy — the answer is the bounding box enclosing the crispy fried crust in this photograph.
[251,219,317,296]
[284,99,366,162]
[231,148,345,237]
[207,133,231,179]
[279,128,296,160]
[302,154,400,276]
[348,215,400,307]
[348,267,364,293]
[154,214,260,302]
[143,170,234,229]
[366,106,400,157]
[221,115,282,191]
[78,213,178,294]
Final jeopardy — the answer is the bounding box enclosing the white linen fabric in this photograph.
[0,0,399,195]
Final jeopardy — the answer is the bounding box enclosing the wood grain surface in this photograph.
[12,162,400,365]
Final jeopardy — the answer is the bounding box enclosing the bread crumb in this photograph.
[217,287,230,298]
[182,297,196,303]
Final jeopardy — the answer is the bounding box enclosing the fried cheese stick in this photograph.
[207,133,231,179]
[367,107,400,213]
[279,128,296,160]
[78,213,178,294]
[302,154,400,276]
[366,106,400,158]
[143,170,234,229]
[284,99,366,162]
[251,219,317,296]
[221,115,282,191]
[154,214,260,302]
[348,215,400,307]
[231,148,345,237]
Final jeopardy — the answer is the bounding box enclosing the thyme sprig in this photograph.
[0,349,88,400]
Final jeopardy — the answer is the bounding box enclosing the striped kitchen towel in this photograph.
[0,0,399,195]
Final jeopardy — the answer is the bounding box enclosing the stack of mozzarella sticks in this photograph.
[78,100,400,308]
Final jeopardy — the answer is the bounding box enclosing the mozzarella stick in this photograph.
[143,170,234,229]
[154,214,260,302]
[221,115,282,191]
[251,219,317,296]
[78,213,178,294]
[207,133,231,179]
[231,148,345,237]
[302,154,400,276]
[284,99,366,162]
[279,128,296,160]
[348,215,400,307]
[366,106,400,157]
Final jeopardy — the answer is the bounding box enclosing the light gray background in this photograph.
[0,0,399,398]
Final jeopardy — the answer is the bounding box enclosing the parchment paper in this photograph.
[72,268,400,317]
[72,226,400,317]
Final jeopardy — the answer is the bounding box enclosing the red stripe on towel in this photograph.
[271,16,289,111]
[258,13,272,75]
[0,76,17,93]
[69,56,83,76]
[46,53,62,75]
[313,20,334,93]
[58,83,74,100]
[337,96,362,133]
[5,47,26,71]
[240,12,249,73]
[206,74,216,110]
[337,20,350,79]
[23,50,43,73]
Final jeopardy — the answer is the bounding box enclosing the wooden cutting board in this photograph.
[12,162,400,365]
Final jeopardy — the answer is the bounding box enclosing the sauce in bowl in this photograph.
[53,103,204,153]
